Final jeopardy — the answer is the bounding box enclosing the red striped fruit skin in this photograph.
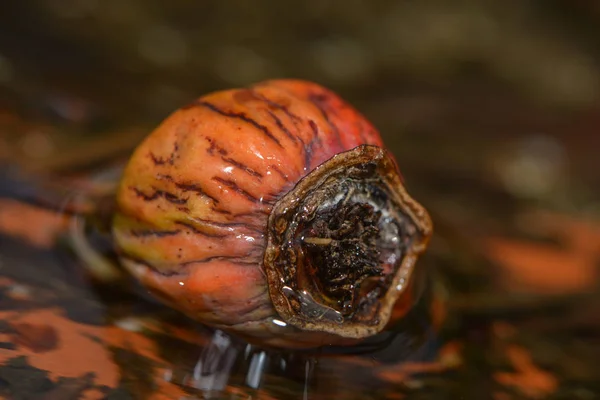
[112,79,432,348]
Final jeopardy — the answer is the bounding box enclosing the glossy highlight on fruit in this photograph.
[112,79,432,348]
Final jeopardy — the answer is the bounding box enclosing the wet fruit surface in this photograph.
[112,80,431,347]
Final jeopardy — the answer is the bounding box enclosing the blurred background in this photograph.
[0,0,599,223]
[0,1,599,398]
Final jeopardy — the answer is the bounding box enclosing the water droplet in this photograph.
[187,330,238,391]
[246,351,267,389]
[303,358,316,400]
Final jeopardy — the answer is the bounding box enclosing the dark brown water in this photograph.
[0,2,599,399]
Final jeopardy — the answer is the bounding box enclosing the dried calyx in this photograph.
[264,145,432,339]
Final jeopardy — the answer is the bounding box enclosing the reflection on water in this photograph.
[163,294,437,398]
[161,325,437,399]
[140,270,436,399]
[0,168,439,399]
[1,162,599,398]
[188,330,237,392]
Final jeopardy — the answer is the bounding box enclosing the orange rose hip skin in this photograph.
[112,79,433,348]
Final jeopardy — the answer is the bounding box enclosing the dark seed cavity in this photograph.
[303,201,383,315]
[263,145,432,339]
